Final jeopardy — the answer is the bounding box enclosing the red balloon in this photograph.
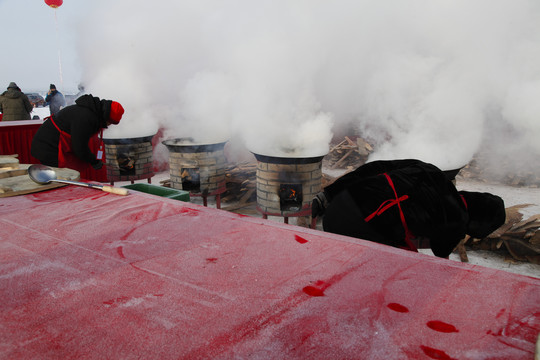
[44,0,63,9]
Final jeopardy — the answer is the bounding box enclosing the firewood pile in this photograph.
[456,205,540,264]
[322,136,373,170]
[159,162,258,213]
[221,162,257,213]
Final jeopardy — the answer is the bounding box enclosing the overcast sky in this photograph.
[2,0,539,176]
[0,0,89,93]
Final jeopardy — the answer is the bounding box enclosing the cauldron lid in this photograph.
[162,138,228,153]
[103,134,154,145]
[252,152,326,164]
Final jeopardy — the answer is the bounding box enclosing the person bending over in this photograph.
[312,159,505,258]
[31,94,124,174]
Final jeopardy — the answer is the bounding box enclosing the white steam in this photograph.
[76,0,540,170]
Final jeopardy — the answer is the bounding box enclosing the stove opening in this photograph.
[279,184,303,212]
[181,168,200,191]
[117,152,136,176]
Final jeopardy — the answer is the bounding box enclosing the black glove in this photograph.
[92,161,104,170]
[312,192,329,218]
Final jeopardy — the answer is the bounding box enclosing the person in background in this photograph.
[31,94,124,173]
[312,159,506,258]
[0,82,33,121]
[45,84,66,116]
[76,83,85,98]
[65,83,86,106]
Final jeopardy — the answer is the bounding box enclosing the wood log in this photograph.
[455,236,470,262]
[344,136,357,147]
[222,191,256,212]
[329,139,347,153]
[331,149,355,169]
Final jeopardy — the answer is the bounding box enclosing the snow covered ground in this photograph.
[30,106,50,120]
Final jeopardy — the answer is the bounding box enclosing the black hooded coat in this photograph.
[31,94,113,168]
[321,159,505,258]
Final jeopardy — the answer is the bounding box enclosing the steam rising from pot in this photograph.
[77,0,540,173]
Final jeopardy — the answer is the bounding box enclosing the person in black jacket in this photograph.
[312,159,506,258]
[31,94,124,173]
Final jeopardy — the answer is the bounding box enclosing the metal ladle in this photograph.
[28,164,129,196]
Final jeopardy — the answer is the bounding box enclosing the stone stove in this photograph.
[104,135,155,185]
[162,138,227,208]
[253,152,325,225]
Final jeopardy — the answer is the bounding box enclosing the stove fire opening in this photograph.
[117,152,136,176]
[181,168,200,192]
[279,183,303,212]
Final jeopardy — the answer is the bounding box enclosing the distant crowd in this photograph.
[0,81,84,121]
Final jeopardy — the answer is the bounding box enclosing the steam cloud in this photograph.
[76,0,540,172]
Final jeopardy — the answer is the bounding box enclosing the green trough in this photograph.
[122,183,190,202]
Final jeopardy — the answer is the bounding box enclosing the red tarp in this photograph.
[0,186,539,359]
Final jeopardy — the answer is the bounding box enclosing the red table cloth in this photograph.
[0,120,107,181]
[0,119,42,164]
[0,187,538,359]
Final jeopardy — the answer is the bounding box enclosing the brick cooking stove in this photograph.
[253,152,325,226]
[162,138,227,208]
[104,135,155,185]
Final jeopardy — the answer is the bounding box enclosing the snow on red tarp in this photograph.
[0,186,538,359]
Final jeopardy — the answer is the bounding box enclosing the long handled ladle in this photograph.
[28,164,129,196]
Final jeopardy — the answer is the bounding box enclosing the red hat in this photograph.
[109,101,124,124]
